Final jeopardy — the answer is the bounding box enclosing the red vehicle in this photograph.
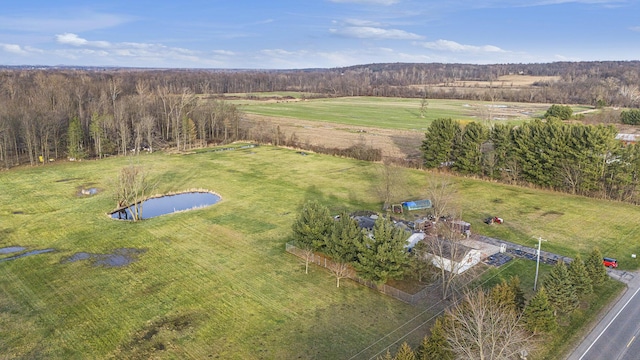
[603,257,618,268]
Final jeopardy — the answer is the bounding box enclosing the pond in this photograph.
[111,191,220,220]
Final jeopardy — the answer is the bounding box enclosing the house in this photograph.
[353,215,376,230]
[423,238,483,274]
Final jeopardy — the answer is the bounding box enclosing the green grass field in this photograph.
[1,144,638,359]
[0,147,435,359]
[236,97,557,130]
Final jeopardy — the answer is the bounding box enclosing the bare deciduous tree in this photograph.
[375,159,406,211]
[328,261,353,288]
[424,173,457,221]
[114,164,155,221]
[446,289,534,360]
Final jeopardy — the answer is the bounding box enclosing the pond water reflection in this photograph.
[111,192,220,220]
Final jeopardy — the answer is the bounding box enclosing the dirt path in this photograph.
[245,113,425,160]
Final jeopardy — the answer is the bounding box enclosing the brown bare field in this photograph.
[435,75,561,88]
[245,113,425,160]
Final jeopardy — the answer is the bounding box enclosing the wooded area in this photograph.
[1,61,639,169]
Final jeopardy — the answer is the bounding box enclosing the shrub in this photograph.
[620,109,640,125]
[544,104,573,120]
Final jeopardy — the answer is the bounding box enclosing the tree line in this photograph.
[0,70,251,168]
[421,115,640,203]
[1,61,638,168]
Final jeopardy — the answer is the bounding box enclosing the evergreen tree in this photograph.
[490,278,518,313]
[326,212,361,263]
[488,123,514,179]
[569,254,593,296]
[452,121,488,175]
[523,287,557,334]
[325,213,361,287]
[585,248,609,287]
[67,116,85,159]
[353,217,410,284]
[544,104,573,120]
[603,143,639,201]
[489,276,526,314]
[620,109,640,125]
[421,118,461,168]
[561,124,617,195]
[417,317,454,360]
[393,342,416,360]
[291,201,334,253]
[408,241,430,282]
[543,261,579,314]
[510,276,527,313]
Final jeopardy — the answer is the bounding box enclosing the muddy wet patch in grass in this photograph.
[0,247,55,262]
[55,178,82,183]
[114,313,200,359]
[0,246,26,254]
[78,187,99,196]
[63,248,146,267]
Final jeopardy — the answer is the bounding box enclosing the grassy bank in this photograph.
[1,144,639,358]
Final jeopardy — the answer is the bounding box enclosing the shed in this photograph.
[616,133,639,145]
[423,239,483,274]
[450,220,471,233]
[402,199,432,211]
[405,232,425,251]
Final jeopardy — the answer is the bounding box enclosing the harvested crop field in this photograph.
[245,113,425,160]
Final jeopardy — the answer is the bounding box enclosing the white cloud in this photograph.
[56,33,111,48]
[630,26,640,32]
[418,39,506,53]
[329,0,401,5]
[261,49,307,57]
[330,26,423,40]
[0,43,28,55]
[343,18,384,27]
[213,50,236,56]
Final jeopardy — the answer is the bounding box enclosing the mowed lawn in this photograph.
[236,96,555,130]
[0,147,435,360]
[2,145,640,359]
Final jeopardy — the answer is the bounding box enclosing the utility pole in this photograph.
[533,236,548,291]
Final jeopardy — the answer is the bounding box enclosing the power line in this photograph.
[353,258,521,360]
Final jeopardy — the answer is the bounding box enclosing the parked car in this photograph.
[603,257,618,268]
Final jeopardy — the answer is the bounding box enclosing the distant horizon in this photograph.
[1,1,639,69]
[3,59,640,72]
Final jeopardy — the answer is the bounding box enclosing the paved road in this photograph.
[566,269,640,360]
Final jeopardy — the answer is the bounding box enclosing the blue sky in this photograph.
[0,0,639,69]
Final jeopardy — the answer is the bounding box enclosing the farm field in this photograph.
[235,96,562,130]
[1,144,639,359]
[234,96,594,160]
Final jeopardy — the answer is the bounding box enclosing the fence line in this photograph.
[285,243,429,305]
